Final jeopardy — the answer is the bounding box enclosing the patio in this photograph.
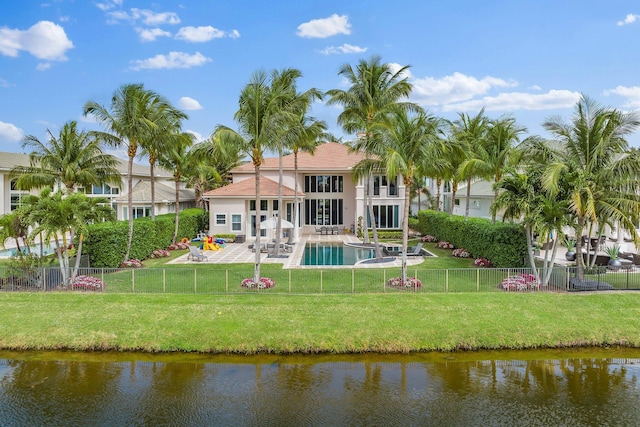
[169,234,428,269]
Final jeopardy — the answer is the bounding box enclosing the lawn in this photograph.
[1,292,639,354]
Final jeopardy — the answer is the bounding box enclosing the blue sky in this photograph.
[2,0,640,157]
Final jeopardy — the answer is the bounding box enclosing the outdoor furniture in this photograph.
[187,245,207,262]
[320,226,328,235]
[251,243,267,253]
[331,226,339,235]
[406,243,424,256]
[569,278,614,291]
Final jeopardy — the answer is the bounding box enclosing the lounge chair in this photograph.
[406,243,424,256]
[187,245,207,262]
[569,278,614,291]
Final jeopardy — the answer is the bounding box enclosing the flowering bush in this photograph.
[452,248,470,258]
[72,275,104,291]
[168,242,189,250]
[499,273,539,291]
[474,257,492,268]
[150,249,170,258]
[436,241,454,249]
[241,277,276,289]
[120,258,143,268]
[421,235,437,242]
[386,277,423,289]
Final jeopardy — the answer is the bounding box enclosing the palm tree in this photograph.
[138,108,188,221]
[214,69,302,284]
[157,131,195,244]
[357,107,443,282]
[542,95,640,277]
[11,120,121,193]
[84,83,179,262]
[0,211,29,254]
[326,55,416,258]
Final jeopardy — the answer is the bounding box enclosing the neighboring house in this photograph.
[202,142,406,240]
[0,151,196,220]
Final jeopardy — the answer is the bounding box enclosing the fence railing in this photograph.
[2,265,638,294]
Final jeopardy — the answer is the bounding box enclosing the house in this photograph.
[202,142,406,240]
[0,151,196,220]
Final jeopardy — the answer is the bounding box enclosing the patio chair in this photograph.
[187,245,207,262]
[406,243,424,256]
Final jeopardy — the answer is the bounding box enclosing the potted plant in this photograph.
[605,245,622,268]
[564,238,577,261]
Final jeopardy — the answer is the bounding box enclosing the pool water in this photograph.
[0,243,56,258]
[301,243,375,266]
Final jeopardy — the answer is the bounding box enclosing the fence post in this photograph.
[351,269,355,293]
[163,269,166,293]
[132,269,135,293]
[320,270,323,293]
[194,269,197,293]
[476,269,480,292]
[225,269,229,293]
[42,267,47,291]
[288,270,291,293]
[627,268,630,290]
[101,269,104,290]
[446,269,449,293]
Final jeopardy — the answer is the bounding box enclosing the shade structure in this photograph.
[259,217,294,230]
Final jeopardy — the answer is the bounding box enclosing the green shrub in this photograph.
[84,209,205,268]
[408,217,419,231]
[367,230,403,240]
[417,210,527,267]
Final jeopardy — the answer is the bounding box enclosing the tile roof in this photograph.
[203,176,304,198]
[232,142,367,172]
[115,180,195,203]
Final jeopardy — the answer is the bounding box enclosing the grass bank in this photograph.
[1,292,639,354]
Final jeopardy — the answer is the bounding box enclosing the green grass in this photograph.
[1,292,639,354]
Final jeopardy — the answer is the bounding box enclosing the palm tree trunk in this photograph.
[436,178,442,212]
[71,233,84,284]
[172,177,180,244]
[369,188,382,259]
[450,182,458,216]
[150,158,156,221]
[124,154,135,262]
[492,187,499,223]
[464,177,472,220]
[274,147,283,256]
[288,150,298,245]
[362,176,370,244]
[254,165,262,284]
[401,177,411,283]
[525,224,541,284]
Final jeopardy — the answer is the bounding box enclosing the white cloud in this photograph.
[618,13,640,26]
[96,0,122,12]
[297,14,351,38]
[186,130,203,141]
[604,85,640,107]
[130,51,211,70]
[36,62,51,71]
[319,43,367,55]
[0,121,24,142]
[178,96,203,110]
[409,71,518,106]
[0,78,12,87]
[107,8,180,26]
[136,27,171,42]
[529,85,542,91]
[441,90,581,112]
[175,26,239,42]
[0,21,73,60]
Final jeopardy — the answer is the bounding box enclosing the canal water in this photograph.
[1,349,640,426]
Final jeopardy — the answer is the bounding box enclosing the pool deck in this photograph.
[169,234,428,269]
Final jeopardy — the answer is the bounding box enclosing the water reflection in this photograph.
[1,350,640,426]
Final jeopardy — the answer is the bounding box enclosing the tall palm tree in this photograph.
[138,108,188,221]
[356,107,443,282]
[326,55,416,258]
[0,211,29,254]
[84,83,178,262]
[214,68,302,284]
[542,95,640,277]
[11,120,121,193]
[157,131,195,244]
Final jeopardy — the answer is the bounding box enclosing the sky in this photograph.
[2,0,640,158]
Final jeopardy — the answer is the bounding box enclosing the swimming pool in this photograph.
[0,243,56,258]
[301,243,375,266]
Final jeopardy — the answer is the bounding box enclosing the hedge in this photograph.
[417,210,527,267]
[83,208,205,268]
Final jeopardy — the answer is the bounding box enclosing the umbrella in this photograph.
[259,217,294,230]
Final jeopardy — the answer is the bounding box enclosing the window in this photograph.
[215,214,226,225]
[272,200,279,211]
[251,215,267,237]
[305,175,343,193]
[132,207,151,219]
[231,214,242,231]
[367,204,400,229]
[454,199,460,206]
[304,199,343,225]
[87,184,120,195]
[10,180,27,211]
[249,200,268,211]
